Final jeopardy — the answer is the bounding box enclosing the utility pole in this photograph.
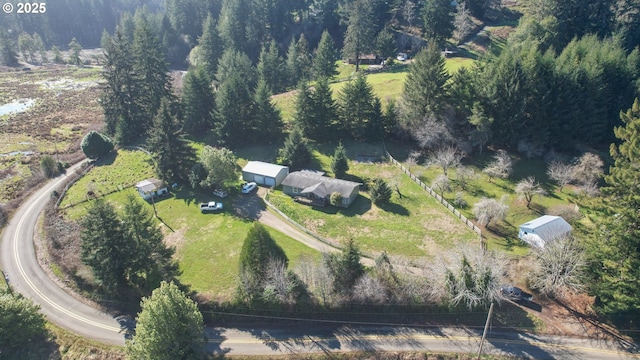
[477,302,494,359]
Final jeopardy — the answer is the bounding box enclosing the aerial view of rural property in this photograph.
[1,0,640,359]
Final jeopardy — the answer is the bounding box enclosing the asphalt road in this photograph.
[2,168,640,358]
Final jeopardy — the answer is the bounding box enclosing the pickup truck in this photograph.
[200,201,223,213]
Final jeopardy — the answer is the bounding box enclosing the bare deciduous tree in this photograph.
[453,1,475,44]
[547,161,575,192]
[482,150,513,181]
[353,274,388,304]
[403,0,417,28]
[529,235,586,298]
[293,254,333,305]
[515,176,547,208]
[473,196,509,228]
[431,174,451,195]
[427,146,462,176]
[455,165,477,190]
[572,152,604,185]
[414,115,454,150]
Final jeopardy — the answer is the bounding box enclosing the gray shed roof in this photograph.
[282,171,360,198]
[242,161,289,178]
[135,178,166,193]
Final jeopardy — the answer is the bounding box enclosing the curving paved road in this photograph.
[2,167,640,358]
[0,162,127,345]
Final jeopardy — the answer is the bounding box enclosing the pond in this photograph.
[0,98,35,116]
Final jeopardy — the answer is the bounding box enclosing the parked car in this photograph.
[241,182,257,194]
[500,285,533,302]
[213,189,228,198]
[200,201,223,213]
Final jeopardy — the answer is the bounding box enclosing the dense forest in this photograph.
[2,0,640,325]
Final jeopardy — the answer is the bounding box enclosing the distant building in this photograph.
[281,171,361,208]
[135,178,168,201]
[518,215,572,248]
[242,161,289,188]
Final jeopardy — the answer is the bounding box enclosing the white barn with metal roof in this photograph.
[518,215,572,248]
[242,161,289,187]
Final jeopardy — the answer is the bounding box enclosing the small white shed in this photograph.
[518,215,572,248]
[242,161,289,187]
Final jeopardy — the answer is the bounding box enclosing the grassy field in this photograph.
[399,151,591,256]
[60,150,321,300]
[266,142,480,261]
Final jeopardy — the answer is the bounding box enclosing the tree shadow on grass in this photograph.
[378,201,410,216]
[93,149,117,167]
[311,195,372,217]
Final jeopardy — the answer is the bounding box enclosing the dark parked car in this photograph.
[500,285,533,302]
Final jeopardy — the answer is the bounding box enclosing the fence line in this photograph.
[386,152,483,241]
[55,162,94,208]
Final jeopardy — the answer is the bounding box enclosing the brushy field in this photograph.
[0,66,104,203]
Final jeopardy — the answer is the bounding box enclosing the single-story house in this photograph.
[242,161,289,188]
[135,178,168,201]
[281,171,361,208]
[518,215,572,248]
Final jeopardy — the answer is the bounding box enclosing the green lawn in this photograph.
[60,150,321,301]
[266,143,480,261]
[59,149,155,209]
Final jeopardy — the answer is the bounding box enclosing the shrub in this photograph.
[330,192,343,207]
[80,130,114,160]
[40,155,60,178]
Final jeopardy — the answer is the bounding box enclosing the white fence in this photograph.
[386,152,483,240]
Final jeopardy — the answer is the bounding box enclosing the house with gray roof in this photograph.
[135,178,168,201]
[281,171,361,208]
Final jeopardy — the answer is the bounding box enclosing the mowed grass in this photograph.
[59,149,155,209]
[61,151,321,301]
[267,142,480,261]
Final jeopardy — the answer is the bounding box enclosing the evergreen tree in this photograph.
[127,281,206,360]
[370,177,393,205]
[18,33,34,62]
[81,130,115,160]
[100,29,145,144]
[52,45,64,64]
[122,195,177,294]
[133,16,174,126]
[238,223,288,300]
[589,99,640,320]
[401,43,450,121]
[324,238,365,295]
[182,66,215,135]
[0,290,47,354]
[286,38,301,88]
[338,74,381,140]
[257,40,286,94]
[197,12,224,79]
[68,37,82,65]
[252,78,284,144]
[286,35,312,88]
[341,0,376,72]
[0,29,19,66]
[331,142,349,179]
[309,77,338,142]
[421,0,455,47]
[147,98,196,183]
[32,33,47,63]
[278,127,312,170]
[375,27,397,60]
[80,199,131,293]
[218,0,249,53]
[293,81,314,136]
[313,30,339,80]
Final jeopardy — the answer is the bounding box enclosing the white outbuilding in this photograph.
[518,215,572,248]
[241,161,289,188]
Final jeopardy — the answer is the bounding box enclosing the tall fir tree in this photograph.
[589,99,640,320]
[278,127,312,170]
[313,30,339,80]
[0,29,19,67]
[257,40,286,94]
[252,77,284,144]
[401,43,451,121]
[100,29,146,144]
[133,16,174,127]
[147,97,196,183]
[182,66,215,135]
[197,12,224,80]
[331,142,349,179]
[218,0,249,53]
[309,77,338,142]
[293,81,314,136]
[338,74,382,140]
[421,0,455,47]
[341,0,376,72]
